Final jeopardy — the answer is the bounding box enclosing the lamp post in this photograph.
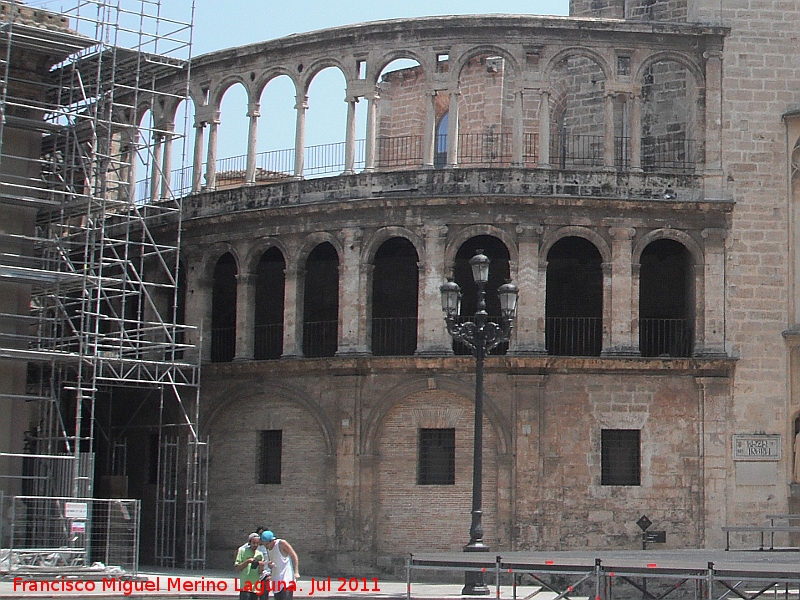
[440,250,518,596]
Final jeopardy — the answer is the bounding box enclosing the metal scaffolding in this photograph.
[0,0,206,570]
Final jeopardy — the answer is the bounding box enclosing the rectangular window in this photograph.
[418,428,455,485]
[601,429,641,486]
[258,430,282,484]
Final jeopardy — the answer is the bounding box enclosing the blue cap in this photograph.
[261,530,275,542]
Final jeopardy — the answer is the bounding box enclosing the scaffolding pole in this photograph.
[0,0,205,569]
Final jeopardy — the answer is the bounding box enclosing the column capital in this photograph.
[701,227,727,245]
[609,226,635,240]
[294,95,309,110]
[338,226,364,244]
[516,224,544,240]
[422,224,448,238]
[247,102,261,118]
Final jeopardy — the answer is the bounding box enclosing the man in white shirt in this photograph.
[261,530,299,600]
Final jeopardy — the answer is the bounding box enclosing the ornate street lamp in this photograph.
[440,250,518,596]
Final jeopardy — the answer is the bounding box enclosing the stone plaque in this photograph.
[733,434,781,461]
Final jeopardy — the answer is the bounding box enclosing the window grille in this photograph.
[418,428,455,485]
[258,430,283,484]
[601,429,640,486]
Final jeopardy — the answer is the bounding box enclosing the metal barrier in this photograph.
[2,495,140,574]
[405,554,800,600]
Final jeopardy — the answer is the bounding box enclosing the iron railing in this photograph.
[210,326,235,363]
[376,135,423,168]
[254,323,283,360]
[642,135,698,171]
[303,320,338,358]
[639,318,693,357]
[546,316,603,356]
[458,132,512,166]
[136,133,701,202]
[371,317,417,356]
[552,134,604,168]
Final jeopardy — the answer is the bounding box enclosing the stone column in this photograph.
[605,226,637,355]
[703,46,724,197]
[245,102,260,184]
[149,133,163,203]
[234,272,256,361]
[282,264,302,358]
[336,227,364,355]
[513,225,545,354]
[204,113,220,190]
[538,89,551,168]
[185,269,212,363]
[630,89,642,172]
[364,91,379,172]
[601,261,613,353]
[699,228,726,355]
[344,96,358,175]
[446,90,460,167]
[422,91,436,168]
[696,376,732,547]
[416,224,451,355]
[123,127,138,201]
[359,263,373,354]
[603,92,616,170]
[160,123,174,199]
[511,89,524,167]
[294,94,308,178]
[191,120,205,193]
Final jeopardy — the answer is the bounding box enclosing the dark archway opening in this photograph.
[254,247,286,360]
[546,237,603,356]
[639,239,693,357]
[303,242,339,357]
[453,235,510,356]
[371,237,419,356]
[211,252,237,362]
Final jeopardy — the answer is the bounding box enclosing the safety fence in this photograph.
[0,495,140,575]
[406,554,800,600]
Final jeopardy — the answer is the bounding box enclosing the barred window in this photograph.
[601,429,641,486]
[258,430,282,484]
[418,428,455,485]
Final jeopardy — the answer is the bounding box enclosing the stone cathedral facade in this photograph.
[141,0,800,571]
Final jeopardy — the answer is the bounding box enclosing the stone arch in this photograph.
[209,76,250,112]
[202,379,335,455]
[360,375,511,457]
[298,59,348,96]
[366,376,511,554]
[541,226,611,265]
[200,242,243,281]
[453,45,522,82]
[362,226,424,265]
[372,50,428,86]
[633,228,703,267]
[543,47,613,83]
[254,68,300,100]
[241,238,291,276]
[444,224,518,270]
[203,379,336,562]
[295,232,344,272]
[634,50,705,90]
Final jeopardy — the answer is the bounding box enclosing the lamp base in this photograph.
[461,541,490,596]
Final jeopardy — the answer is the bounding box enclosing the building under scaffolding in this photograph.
[0,0,206,572]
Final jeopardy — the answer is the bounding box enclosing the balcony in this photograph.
[140,133,704,205]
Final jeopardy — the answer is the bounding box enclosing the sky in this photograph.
[191,1,570,56]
